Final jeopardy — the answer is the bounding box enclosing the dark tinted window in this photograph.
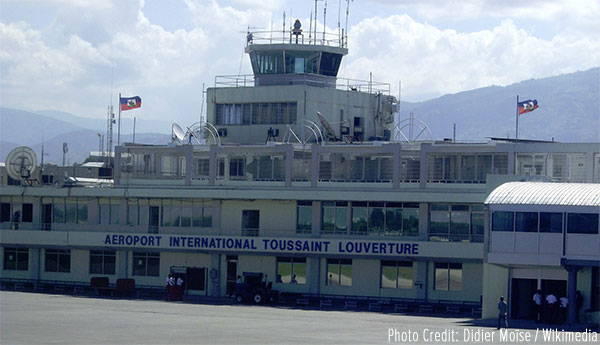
[540,213,562,233]
[492,211,513,231]
[567,213,599,234]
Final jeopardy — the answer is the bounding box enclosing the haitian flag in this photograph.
[120,96,142,111]
[518,99,539,115]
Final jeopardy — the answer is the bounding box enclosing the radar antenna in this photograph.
[393,112,433,143]
[283,119,324,145]
[5,146,38,184]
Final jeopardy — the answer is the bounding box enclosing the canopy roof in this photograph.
[485,182,600,207]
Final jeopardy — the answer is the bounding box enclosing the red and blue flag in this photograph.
[518,99,539,115]
[120,96,142,111]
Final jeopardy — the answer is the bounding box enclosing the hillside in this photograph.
[400,68,599,142]
[0,108,171,164]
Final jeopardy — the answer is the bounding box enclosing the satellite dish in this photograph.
[6,146,38,180]
[316,112,338,141]
[172,123,186,142]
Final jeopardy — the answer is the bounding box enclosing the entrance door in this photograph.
[186,267,207,294]
[149,206,159,233]
[511,278,537,319]
[226,256,238,297]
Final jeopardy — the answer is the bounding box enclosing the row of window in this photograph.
[215,102,297,125]
[429,204,485,242]
[3,248,460,290]
[492,212,599,234]
[296,201,421,236]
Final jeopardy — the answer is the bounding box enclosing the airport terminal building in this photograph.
[1,27,599,324]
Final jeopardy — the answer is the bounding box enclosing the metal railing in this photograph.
[246,29,346,48]
[214,74,391,95]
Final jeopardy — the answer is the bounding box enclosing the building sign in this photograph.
[102,233,419,256]
[1,231,483,259]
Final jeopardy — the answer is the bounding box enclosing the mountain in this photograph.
[0,108,170,164]
[400,67,599,142]
[0,108,86,144]
[36,109,172,134]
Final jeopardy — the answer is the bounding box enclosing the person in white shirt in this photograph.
[546,293,557,324]
[176,277,184,301]
[559,296,568,324]
[533,290,543,323]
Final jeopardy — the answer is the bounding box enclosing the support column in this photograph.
[567,265,579,324]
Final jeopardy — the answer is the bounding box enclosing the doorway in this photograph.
[186,267,207,295]
[511,278,537,319]
[226,256,238,297]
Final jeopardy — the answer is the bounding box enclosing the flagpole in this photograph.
[118,92,121,146]
[515,95,519,141]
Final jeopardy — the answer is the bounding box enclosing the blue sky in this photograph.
[1,0,599,132]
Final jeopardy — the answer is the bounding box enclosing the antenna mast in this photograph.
[338,0,341,45]
[345,0,351,47]
[309,11,313,44]
[323,0,327,43]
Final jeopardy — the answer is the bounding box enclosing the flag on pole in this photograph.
[120,96,142,111]
[517,99,539,115]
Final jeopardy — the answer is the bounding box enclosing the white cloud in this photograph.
[0,0,598,127]
[343,15,600,101]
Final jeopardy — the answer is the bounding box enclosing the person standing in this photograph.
[167,274,175,301]
[576,291,584,323]
[176,276,184,301]
[546,293,557,324]
[559,296,568,324]
[165,274,172,301]
[290,274,298,284]
[533,289,543,323]
[497,296,508,329]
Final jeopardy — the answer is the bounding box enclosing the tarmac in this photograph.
[1,291,597,345]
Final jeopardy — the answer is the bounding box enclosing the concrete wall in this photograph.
[481,263,510,319]
[219,200,296,237]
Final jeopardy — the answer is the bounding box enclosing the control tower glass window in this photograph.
[284,51,320,74]
[251,51,283,74]
[320,52,342,76]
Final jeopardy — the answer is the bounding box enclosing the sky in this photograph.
[1,0,599,132]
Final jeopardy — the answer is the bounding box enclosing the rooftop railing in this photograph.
[214,74,391,95]
[246,29,346,48]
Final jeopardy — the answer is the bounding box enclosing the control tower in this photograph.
[206,20,397,145]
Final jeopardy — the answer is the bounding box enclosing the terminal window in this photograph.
[45,249,71,273]
[321,201,348,234]
[215,102,297,125]
[51,197,89,224]
[351,202,419,237]
[567,213,599,234]
[430,204,484,242]
[296,201,312,234]
[276,257,307,284]
[326,259,352,286]
[434,262,462,291]
[89,250,116,275]
[3,247,28,271]
[132,252,160,277]
[381,260,413,289]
